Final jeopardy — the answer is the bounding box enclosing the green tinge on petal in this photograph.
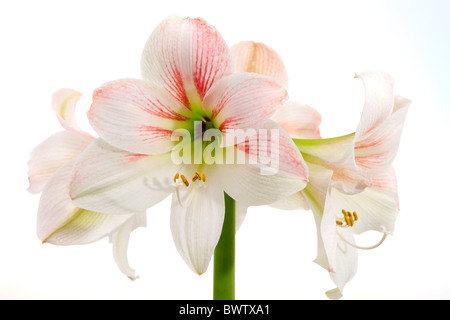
[42,209,130,245]
[293,133,355,152]
[326,287,343,300]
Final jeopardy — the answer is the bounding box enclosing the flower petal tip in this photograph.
[326,288,343,300]
[127,274,139,281]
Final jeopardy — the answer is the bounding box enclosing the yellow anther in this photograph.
[192,171,202,182]
[202,173,206,182]
[344,214,351,226]
[338,209,358,227]
[174,173,179,183]
[180,175,189,187]
[348,212,354,227]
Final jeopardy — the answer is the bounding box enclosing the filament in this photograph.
[337,231,389,250]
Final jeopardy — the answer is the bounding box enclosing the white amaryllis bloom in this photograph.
[28,89,145,280]
[68,16,309,275]
[231,41,410,298]
[295,73,410,298]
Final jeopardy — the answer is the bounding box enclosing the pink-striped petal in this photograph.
[354,71,395,141]
[271,100,322,139]
[141,15,232,110]
[88,78,190,155]
[354,97,410,176]
[218,120,308,206]
[231,41,289,89]
[70,139,178,215]
[202,73,288,145]
[28,130,94,194]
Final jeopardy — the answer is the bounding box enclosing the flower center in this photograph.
[335,208,389,251]
[336,209,358,227]
[174,171,206,187]
[173,171,207,208]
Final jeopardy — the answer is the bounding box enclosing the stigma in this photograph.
[336,209,358,227]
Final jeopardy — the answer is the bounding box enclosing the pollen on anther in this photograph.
[344,214,351,226]
[336,220,343,226]
[202,173,206,182]
[180,175,189,187]
[353,211,358,221]
[348,213,354,227]
[174,173,179,183]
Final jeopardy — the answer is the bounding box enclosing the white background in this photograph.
[1,0,449,299]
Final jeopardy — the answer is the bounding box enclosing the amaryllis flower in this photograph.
[231,41,409,298]
[68,16,309,275]
[28,89,145,280]
[295,73,410,298]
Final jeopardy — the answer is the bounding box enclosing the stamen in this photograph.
[174,173,179,183]
[180,175,189,187]
[202,173,206,182]
[337,209,359,228]
[192,171,202,182]
[348,212,354,227]
[344,213,351,227]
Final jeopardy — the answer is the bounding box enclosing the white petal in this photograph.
[302,163,335,271]
[28,130,94,194]
[170,167,225,274]
[52,88,86,134]
[330,167,399,235]
[70,139,178,215]
[38,161,133,245]
[269,192,310,211]
[329,229,358,295]
[109,213,147,280]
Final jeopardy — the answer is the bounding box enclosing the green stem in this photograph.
[213,193,235,300]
